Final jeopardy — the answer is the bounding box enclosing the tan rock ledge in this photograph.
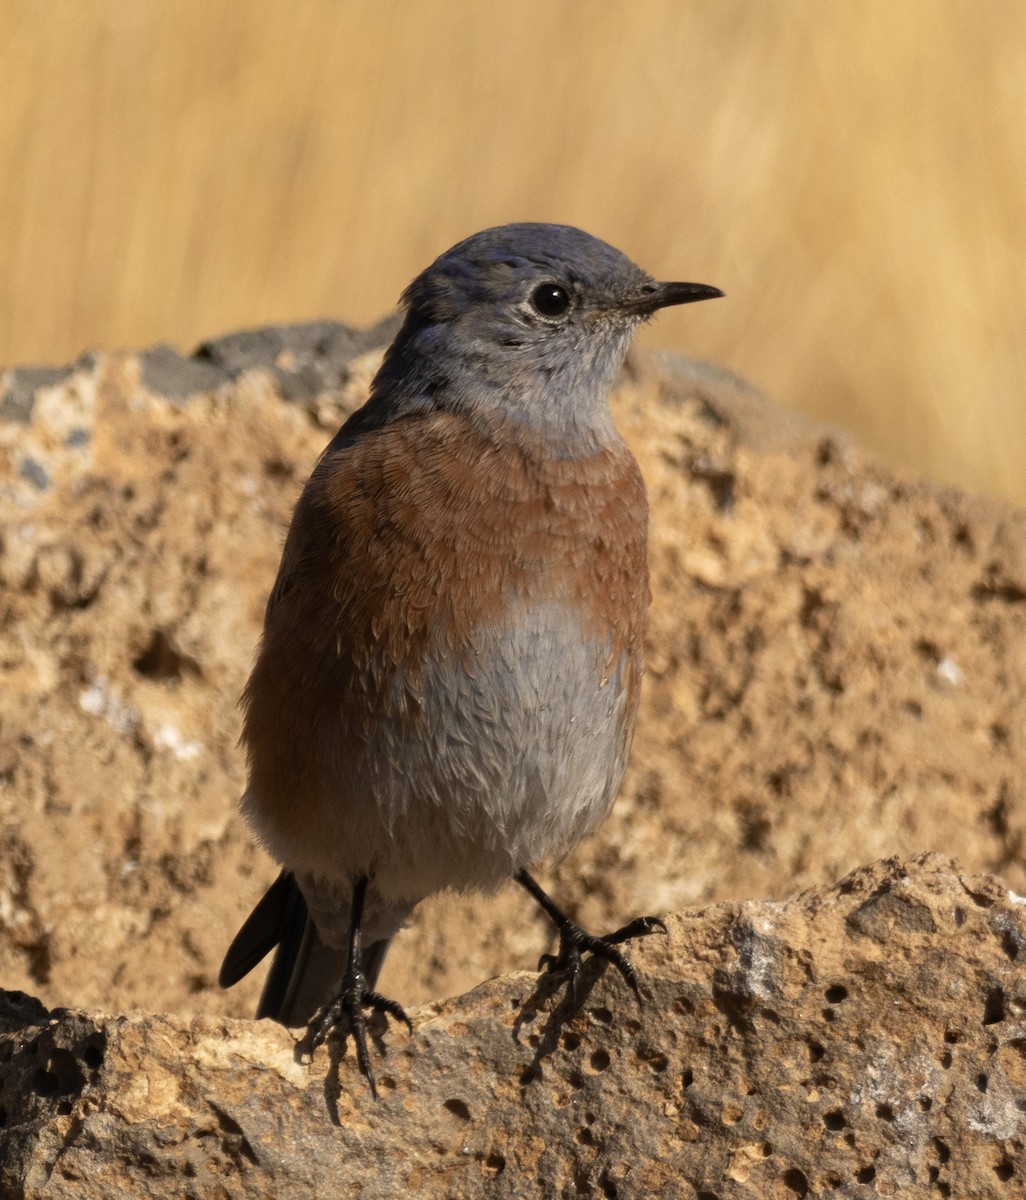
[2,854,1024,1198]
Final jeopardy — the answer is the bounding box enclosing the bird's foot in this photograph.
[538,913,667,1005]
[306,966,413,1100]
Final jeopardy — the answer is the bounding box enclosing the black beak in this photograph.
[626,280,724,316]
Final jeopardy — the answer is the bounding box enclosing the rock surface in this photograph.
[2,856,1025,1198]
[3,323,1026,1194]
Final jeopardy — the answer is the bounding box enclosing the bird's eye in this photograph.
[530,283,571,318]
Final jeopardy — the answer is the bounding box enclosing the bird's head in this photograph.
[371,223,722,454]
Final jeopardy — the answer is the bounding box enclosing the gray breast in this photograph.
[345,599,633,902]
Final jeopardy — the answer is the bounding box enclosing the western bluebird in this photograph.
[219,223,722,1095]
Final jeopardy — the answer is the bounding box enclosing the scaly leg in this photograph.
[308,875,412,1099]
[515,869,666,1004]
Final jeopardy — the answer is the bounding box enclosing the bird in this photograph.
[219,222,722,1096]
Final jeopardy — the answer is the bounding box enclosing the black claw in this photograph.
[304,876,412,1099]
[367,991,414,1035]
[601,914,668,947]
[548,925,644,1003]
[515,869,665,1008]
[306,977,412,1100]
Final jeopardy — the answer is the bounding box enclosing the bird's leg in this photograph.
[515,869,666,1004]
[307,875,412,1099]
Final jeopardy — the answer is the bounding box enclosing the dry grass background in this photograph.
[1,1,1024,501]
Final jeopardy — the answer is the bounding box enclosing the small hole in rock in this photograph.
[682,1068,694,1089]
[934,1138,951,1163]
[132,628,200,682]
[598,1172,618,1199]
[857,1166,876,1184]
[825,985,848,1004]
[783,1168,808,1197]
[976,1072,989,1093]
[32,1070,58,1097]
[589,1049,611,1073]
[563,1032,581,1051]
[484,1151,505,1176]
[444,1098,471,1121]
[263,457,294,480]
[995,1162,1014,1182]
[875,1103,894,1122]
[590,1006,613,1025]
[939,1051,952,1069]
[1000,929,1021,960]
[823,1110,845,1131]
[808,1040,825,1062]
[983,987,1006,1025]
[944,1030,960,1044]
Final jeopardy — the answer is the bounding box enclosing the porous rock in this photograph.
[2,855,1024,1197]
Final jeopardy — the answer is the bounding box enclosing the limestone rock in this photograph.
[2,856,1024,1197]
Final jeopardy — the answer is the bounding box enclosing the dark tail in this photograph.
[219,870,392,1028]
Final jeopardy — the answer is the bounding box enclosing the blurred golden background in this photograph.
[2,1,1024,501]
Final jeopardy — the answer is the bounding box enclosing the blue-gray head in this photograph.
[370,223,722,452]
